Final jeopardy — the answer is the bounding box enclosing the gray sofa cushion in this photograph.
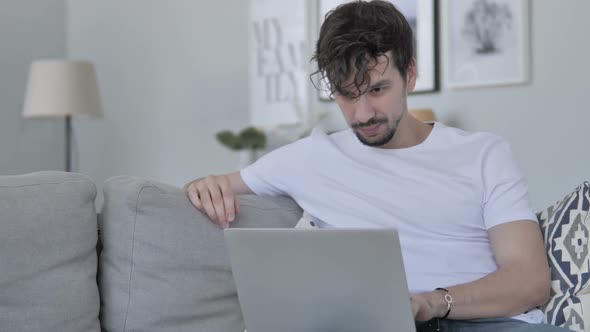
[99,176,302,332]
[0,172,100,332]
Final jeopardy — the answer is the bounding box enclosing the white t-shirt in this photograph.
[241,122,543,323]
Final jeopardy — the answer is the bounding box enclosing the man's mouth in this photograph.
[358,123,382,137]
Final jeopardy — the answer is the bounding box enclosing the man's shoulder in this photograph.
[305,127,356,148]
[263,127,347,160]
[436,123,507,149]
[310,127,352,139]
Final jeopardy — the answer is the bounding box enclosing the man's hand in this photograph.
[184,172,253,228]
[411,291,446,322]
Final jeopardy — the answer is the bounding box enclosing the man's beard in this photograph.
[352,117,398,147]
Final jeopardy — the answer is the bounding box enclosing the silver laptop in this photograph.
[224,228,416,332]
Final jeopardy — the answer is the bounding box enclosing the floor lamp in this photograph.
[23,60,103,172]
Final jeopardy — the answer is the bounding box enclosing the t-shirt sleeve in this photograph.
[482,138,537,229]
[240,137,310,197]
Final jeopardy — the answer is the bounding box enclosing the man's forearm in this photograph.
[425,262,550,320]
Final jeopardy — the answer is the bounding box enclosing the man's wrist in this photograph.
[428,289,451,318]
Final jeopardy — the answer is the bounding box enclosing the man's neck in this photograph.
[381,113,433,149]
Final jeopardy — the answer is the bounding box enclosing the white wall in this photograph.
[0,0,66,174]
[67,0,250,203]
[312,0,590,209]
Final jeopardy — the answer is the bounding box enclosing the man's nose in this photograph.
[353,95,375,124]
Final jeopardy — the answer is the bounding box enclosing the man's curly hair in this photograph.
[311,0,414,99]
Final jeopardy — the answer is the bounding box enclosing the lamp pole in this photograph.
[65,115,71,172]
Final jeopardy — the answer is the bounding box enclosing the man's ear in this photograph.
[406,58,417,94]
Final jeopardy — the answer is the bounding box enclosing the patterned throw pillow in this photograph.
[538,182,590,332]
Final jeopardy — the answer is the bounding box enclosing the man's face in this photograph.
[333,53,416,148]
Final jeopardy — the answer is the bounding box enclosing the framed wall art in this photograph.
[443,0,530,88]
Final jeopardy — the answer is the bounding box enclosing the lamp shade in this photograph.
[23,60,103,118]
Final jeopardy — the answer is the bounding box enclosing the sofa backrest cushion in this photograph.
[0,172,100,332]
[99,176,302,332]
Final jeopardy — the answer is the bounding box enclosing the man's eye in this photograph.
[337,92,354,99]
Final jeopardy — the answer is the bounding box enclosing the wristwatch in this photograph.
[435,287,453,319]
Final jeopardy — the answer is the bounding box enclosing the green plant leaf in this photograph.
[239,126,266,149]
[216,131,244,150]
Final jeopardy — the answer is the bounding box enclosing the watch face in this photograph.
[444,293,453,304]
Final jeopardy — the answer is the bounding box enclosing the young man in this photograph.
[186,1,566,331]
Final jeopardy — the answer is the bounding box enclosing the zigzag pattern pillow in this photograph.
[538,182,590,332]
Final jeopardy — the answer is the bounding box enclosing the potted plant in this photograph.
[216,126,267,168]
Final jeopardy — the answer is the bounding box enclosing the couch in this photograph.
[0,171,588,332]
